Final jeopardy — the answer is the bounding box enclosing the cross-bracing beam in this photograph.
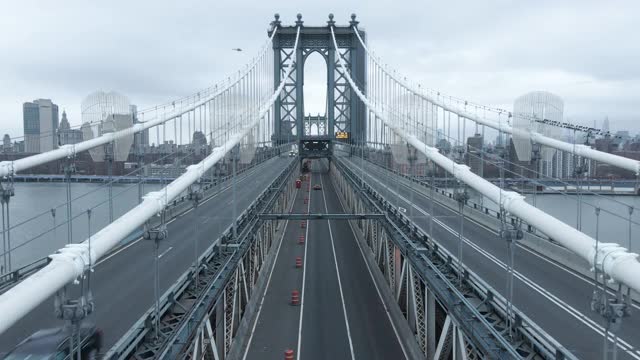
[352,27,640,175]
[258,213,385,220]
[331,26,640,295]
[0,25,302,335]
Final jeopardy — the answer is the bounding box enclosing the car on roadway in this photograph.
[313,184,322,190]
[3,322,103,360]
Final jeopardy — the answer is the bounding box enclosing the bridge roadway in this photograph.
[340,155,640,360]
[0,156,293,352]
[243,161,407,360]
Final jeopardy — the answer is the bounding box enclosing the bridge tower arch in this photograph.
[269,13,367,158]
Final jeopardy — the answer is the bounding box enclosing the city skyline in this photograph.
[4,94,637,143]
[5,96,213,154]
[0,2,639,139]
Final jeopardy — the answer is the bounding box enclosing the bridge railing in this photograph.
[0,27,277,179]
[352,25,640,175]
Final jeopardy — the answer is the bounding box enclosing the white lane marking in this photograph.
[319,173,356,360]
[97,212,182,266]
[363,161,640,312]
[297,170,313,360]
[331,174,410,359]
[362,169,640,357]
[242,177,298,360]
[157,246,173,259]
[95,160,282,267]
[96,237,143,266]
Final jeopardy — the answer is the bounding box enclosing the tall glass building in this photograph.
[23,99,59,153]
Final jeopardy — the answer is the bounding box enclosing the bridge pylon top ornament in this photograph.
[269,13,367,159]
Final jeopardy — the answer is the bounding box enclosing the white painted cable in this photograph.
[0,29,279,178]
[352,27,640,175]
[0,26,301,335]
[332,27,640,294]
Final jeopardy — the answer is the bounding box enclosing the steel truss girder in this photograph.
[331,157,576,360]
[107,160,298,360]
[258,213,385,220]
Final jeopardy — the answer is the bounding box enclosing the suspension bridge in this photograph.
[0,13,638,360]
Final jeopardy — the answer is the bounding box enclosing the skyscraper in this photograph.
[131,104,149,152]
[466,133,483,176]
[192,130,208,156]
[2,134,11,152]
[23,99,59,153]
[58,110,83,145]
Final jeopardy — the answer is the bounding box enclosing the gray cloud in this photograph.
[0,0,638,138]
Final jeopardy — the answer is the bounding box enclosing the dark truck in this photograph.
[302,159,311,173]
[3,323,102,360]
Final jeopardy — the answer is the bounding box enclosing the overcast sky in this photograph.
[1,0,638,140]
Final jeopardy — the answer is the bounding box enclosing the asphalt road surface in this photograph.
[244,160,406,360]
